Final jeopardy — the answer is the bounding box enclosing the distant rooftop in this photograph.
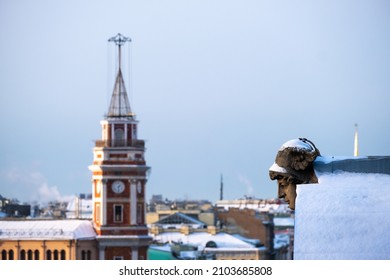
[314,155,390,175]
[0,219,96,240]
[153,231,262,251]
[154,212,207,228]
[215,199,291,213]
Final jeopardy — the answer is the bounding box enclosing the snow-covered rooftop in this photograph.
[154,212,206,227]
[294,171,390,259]
[153,232,259,251]
[274,233,290,249]
[314,155,390,175]
[216,200,291,214]
[273,217,294,227]
[66,198,93,219]
[0,219,96,240]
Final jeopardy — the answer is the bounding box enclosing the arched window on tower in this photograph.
[133,124,137,140]
[81,250,86,260]
[87,250,92,260]
[114,128,124,146]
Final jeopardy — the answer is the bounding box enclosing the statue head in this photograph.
[269,138,320,210]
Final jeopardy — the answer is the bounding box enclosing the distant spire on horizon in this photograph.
[354,123,359,157]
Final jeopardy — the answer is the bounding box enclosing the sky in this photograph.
[1,0,390,204]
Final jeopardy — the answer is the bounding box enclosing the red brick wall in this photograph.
[217,208,273,250]
[105,247,132,260]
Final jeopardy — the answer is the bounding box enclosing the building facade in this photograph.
[0,220,98,260]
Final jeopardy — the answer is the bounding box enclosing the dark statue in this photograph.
[269,138,320,210]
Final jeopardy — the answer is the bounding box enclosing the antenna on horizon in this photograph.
[354,123,359,157]
[220,174,224,201]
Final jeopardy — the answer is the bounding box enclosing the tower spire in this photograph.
[107,33,133,118]
[354,123,359,157]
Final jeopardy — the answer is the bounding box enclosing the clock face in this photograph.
[111,180,125,194]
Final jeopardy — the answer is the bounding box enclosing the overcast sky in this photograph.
[1,0,390,203]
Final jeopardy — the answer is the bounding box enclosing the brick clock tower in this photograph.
[89,33,151,260]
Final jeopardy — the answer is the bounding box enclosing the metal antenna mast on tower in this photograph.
[108,33,131,71]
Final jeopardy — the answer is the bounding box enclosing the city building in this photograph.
[216,207,289,259]
[148,212,267,260]
[147,197,215,226]
[0,220,97,260]
[65,194,93,219]
[0,195,31,218]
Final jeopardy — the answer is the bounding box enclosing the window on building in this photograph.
[20,250,26,260]
[114,128,124,146]
[1,250,6,260]
[113,256,124,260]
[81,250,92,260]
[95,203,101,223]
[137,204,143,224]
[53,250,59,260]
[46,250,52,260]
[114,204,123,223]
[27,250,33,260]
[205,241,218,248]
[60,250,66,260]
[34,250,40,260]
[8,250,14,260]
[133,124,137,139]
